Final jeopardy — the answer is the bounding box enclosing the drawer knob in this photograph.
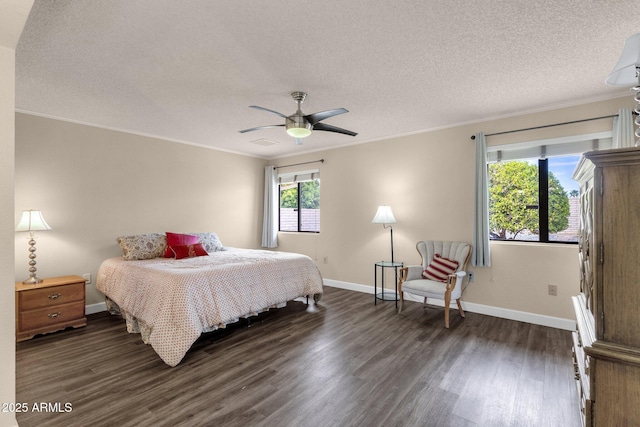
[48,293,62,300]
[48,312,61,319]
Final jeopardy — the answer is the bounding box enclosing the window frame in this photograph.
[278,179,320,234]
[487,132,612,245]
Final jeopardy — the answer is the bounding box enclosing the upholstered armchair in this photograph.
[398,240,472,328]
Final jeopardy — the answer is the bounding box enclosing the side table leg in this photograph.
[395,266,398,309]
[374,264,377,305]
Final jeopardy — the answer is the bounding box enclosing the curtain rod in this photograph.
[469,112,637,140]
[274,159,324,169]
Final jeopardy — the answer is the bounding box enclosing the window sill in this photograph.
[278,231,320,235]
[490,239,577,247]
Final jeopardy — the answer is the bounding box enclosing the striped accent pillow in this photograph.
[422,253,459,282]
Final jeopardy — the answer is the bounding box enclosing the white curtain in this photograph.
[261,166,278,248]
[472,132,491,267]
[612,108,635,148]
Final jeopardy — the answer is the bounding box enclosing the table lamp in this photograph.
[16,209,52,284]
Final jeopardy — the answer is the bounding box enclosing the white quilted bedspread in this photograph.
[96,248,323,366]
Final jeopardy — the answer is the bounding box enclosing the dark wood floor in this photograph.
[16,286,581,427]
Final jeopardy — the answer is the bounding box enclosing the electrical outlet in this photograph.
[468,272,474,282]
[548,284,557,296]
[83,273,91,284]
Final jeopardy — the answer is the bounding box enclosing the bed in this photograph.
[96,232,323,366]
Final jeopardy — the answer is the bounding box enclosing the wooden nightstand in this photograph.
[15,275,87,342]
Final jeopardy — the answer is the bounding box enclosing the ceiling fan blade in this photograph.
[305,108,349,125]
[239,124,284,133]
[313,122,358,137]
[249,105,288,119]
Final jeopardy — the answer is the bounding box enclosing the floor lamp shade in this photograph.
[371,205,396,225]
[16,210,52,284]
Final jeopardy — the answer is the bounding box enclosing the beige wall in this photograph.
[14,114,266,306]
[276,96,635,321]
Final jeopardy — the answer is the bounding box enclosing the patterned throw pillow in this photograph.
[169,243,209,260]
[190,232,226,252]
[422,253,459,282]
[163,232,200,257]
[116,233,167,260]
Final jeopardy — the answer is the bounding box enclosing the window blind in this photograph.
[278,169,320,184]
[486,131,612,163]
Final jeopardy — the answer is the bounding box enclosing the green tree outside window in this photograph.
[489,161,569,240]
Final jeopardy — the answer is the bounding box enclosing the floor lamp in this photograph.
[372,205,396,263]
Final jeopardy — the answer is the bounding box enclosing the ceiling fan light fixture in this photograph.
[286,126,312,138]
[286,115,312,138]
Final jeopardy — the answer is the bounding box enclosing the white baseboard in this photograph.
[323,278,576,331]
[85,280,576,331]
[85,301,107,315]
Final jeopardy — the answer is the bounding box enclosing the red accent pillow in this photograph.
[422,254,459,282]
[163,232,199,257]
[169,243,209,260]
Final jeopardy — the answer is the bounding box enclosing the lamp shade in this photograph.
[371,205,396,225]
[16,210,52,232]
[606,33,640,85]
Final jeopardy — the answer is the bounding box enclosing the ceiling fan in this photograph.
[239,91,357,145]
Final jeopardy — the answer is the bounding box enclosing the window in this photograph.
[547,155,581,242]
[489,156,579,242]
[487,132,611,244]
[278,174,320,233]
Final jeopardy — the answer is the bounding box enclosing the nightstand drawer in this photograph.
[18,282,84,311]
[18,301,86,332]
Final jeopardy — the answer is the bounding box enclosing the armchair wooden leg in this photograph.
[456,299,465,318]
[444,292,451,328]
[398,291,403,314]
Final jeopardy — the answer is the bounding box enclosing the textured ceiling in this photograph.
[15,0,638,159]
